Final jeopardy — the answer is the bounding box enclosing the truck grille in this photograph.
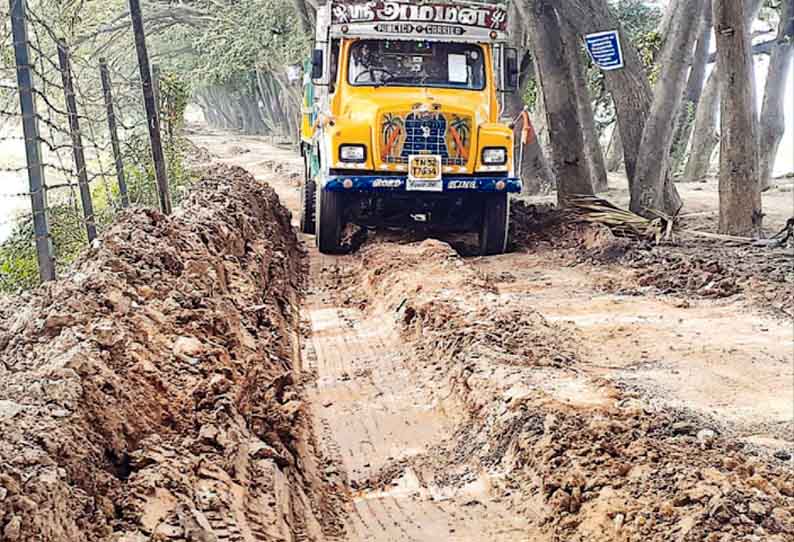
[380,111,472,167]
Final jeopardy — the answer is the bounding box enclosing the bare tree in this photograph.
[683,0,764,183]
[759,0,794,190]
[682,68,720,182]
[606,127,623,172]
[659,0,682,43]
[671,0,713,172]
[531,78,554,177]
[714,0,763,235]
[507,65,556,195]
[558,0,651,193]
[631,0,704,215]
[561,20,608,193]
[558,0,681,215]
[527,0,593,205]
[508,2,555,195]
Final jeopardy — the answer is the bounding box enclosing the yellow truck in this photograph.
[300,0,521,255]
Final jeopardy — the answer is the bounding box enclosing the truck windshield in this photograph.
[348,40,486,90]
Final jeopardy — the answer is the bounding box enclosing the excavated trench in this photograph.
[2,136,793,541]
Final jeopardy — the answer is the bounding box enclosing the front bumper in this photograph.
[323,175,523,194]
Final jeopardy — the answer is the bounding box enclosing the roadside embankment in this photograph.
[0,165,344,541]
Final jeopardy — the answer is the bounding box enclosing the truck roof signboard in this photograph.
[328,0,510,42]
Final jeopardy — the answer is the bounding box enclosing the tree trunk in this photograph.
[558,0,653,194]
[682,68,720,182]
[659,0,681,45]
[507,4,555,195]
[508,92,555,195]
[671,1,713,172]
[504,71,555,195]
[291,0,314,36]
[531,84,553,176]
[631,0,703,215]
[527,0,593,205]
[684,3,714,107]
[682,0,764,183]
[606,125,623,173]
[759,0,794,190]
[714,0,763,235]
[562,21,608,193]
[255,70,278,133]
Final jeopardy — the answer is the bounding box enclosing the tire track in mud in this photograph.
[303,248,530,541]
[188,132,793,542]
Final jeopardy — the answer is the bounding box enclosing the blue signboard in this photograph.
[584,30,624,71]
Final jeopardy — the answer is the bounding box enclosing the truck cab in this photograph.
[300,0,521,255]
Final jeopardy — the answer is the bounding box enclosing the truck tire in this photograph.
[299,155,316,234]
[316,187,344,254]
[479,193,509,256]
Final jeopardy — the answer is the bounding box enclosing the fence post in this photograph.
[128,0,172,215]
[99,59,130,208]
[57,39,97,243]
[152,64,161,118]
[9,0,56,282]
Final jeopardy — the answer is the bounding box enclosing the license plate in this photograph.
[407,155,442,192]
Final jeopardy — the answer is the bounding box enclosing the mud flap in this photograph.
[300,155,316,235]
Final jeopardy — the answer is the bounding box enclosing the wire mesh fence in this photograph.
[1,0,181,289]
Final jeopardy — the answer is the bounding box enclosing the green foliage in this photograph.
[160,71,191,134]
[182,0,310,87]
[635,30,664,84]
[610,0,663,39]
[0,139,197,293]
[0,203,95,294]
[0,220,39,294]
[587,0,664,132]
[523,77,539,113]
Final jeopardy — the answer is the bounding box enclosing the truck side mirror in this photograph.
[311,49,324,81]
[505,48,519,92]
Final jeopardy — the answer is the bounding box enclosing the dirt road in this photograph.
[188,129,794,541]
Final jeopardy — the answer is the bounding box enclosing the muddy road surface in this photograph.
[186,129,793,541]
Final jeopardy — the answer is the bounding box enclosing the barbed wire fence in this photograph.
[1,0,173,287]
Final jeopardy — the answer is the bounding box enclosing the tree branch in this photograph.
[706,37,778,63]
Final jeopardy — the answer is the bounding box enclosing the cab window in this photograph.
[348,40,486,91]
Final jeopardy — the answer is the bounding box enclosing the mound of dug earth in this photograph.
[0,166,343,541]
[347,240,794,542]
[509,201,793,317]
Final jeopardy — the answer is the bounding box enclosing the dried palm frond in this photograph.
[564,195,675,243]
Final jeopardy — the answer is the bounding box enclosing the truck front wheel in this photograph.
[316,188,344,254]
[479,193,509,256]
[299,155,316,235]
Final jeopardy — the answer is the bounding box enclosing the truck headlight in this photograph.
[339,145,366,163]
[482,147,508,165]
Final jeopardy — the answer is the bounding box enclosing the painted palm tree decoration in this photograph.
[448,115,471,161]
[381,113,405,161]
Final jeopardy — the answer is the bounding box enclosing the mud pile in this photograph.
[356,241,580,369]
[620,242,793,317]
[348,240,794,542]
[510,202,793,317]
[0,165,344,541]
